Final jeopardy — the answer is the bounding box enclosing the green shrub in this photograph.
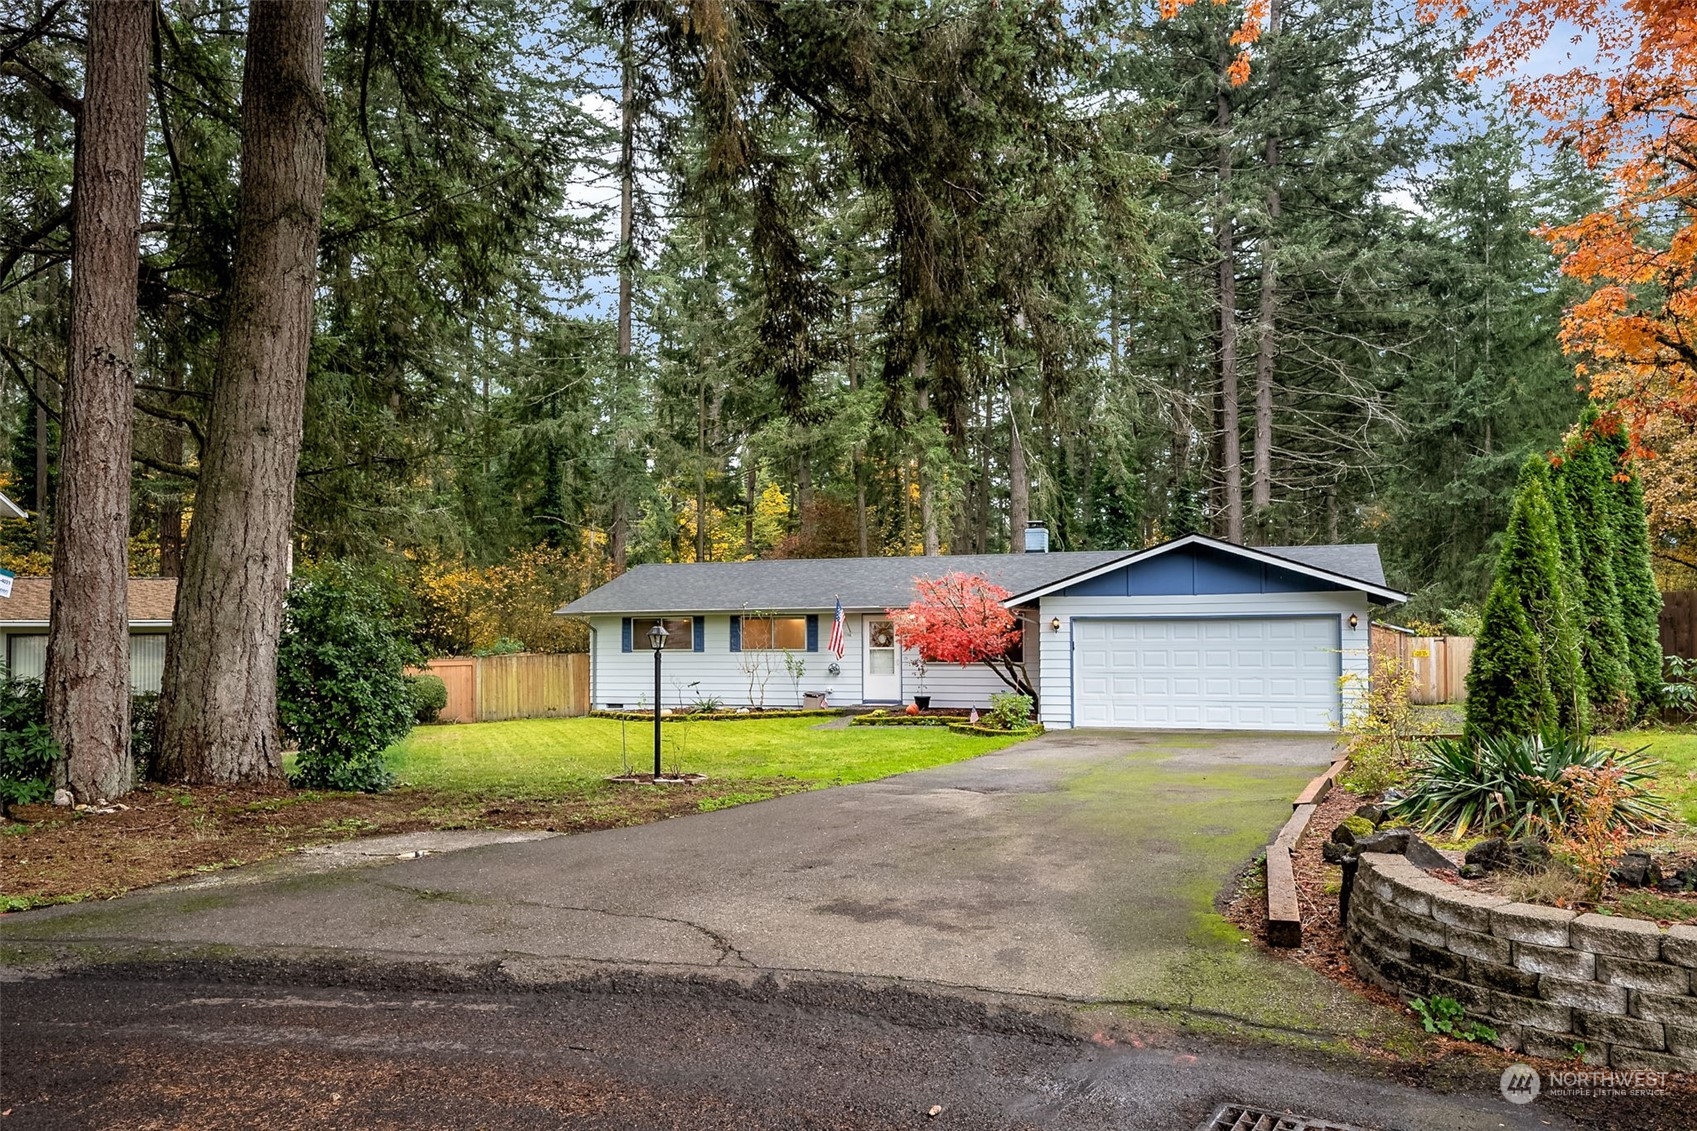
[0,675,57,816]
[1393,732,1670,839]
[473,637,525,657]
[1555,439,1634,726]
[408,674,449,723]
[1664,655,1697,721]
[279,563,419,792]
[1340,736,1413,795]
[1602,424,1664,718]
[1439,605,1482,638]
[129,692,160,778]
[985,691,1034,731]
[1466,457,1585,739]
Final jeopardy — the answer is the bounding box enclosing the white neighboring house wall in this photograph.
[1,629,171,693]
[584,612,1023,711]
[1034,590,1372,731]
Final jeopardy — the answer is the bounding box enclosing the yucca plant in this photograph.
[1392,732,1670,839]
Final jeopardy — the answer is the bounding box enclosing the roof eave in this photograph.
[1007,533,1407,605]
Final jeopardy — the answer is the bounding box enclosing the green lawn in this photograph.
[384,715,1028,796]
[1630,729,1697,826]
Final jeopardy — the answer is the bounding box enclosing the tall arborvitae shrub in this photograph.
[1466,457,1584,738]
[1542,457,1593,735]
[1557,437,1634,726]
[1602,426,1664,716]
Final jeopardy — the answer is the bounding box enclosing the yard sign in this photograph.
[0,567,12,599]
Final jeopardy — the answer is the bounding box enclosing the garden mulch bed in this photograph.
[1223,785,1397,1003]
[1,776,809,911]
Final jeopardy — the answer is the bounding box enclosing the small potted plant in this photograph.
[911,653,930,711]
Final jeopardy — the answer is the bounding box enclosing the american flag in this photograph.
[828,598,846,658]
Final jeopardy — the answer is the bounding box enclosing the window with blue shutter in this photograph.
[729,615,741,652]
[805,614,819,652]
[621,617,633,653]
[693,616,705,652]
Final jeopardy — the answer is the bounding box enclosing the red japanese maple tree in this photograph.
[887,573,1035,702]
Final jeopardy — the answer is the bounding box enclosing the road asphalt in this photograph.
[2,729,1668,1128]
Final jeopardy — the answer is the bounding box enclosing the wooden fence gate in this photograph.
[1370,624,1474,704]
[412,653,588,723]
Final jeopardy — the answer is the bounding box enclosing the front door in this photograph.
[862,615,902,702]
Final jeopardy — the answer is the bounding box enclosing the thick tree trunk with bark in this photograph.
[155,0,327,785]
[47,0,150,801]
[1251,0,1282,537]
[1215,64,1243,544]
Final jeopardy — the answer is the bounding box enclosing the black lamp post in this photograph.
[648,622,668,779]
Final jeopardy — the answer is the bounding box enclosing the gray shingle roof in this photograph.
[1260,543,1388,587]
[559,539,1393,615]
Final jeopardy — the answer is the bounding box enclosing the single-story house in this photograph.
[0,577,178,694]
[558,532,1407,732]
[0,491,26,520]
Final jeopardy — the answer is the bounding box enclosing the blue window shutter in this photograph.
[621,617,632,653]
[806,614,819,652]
[729,615,741,652]
[692,616,705,652]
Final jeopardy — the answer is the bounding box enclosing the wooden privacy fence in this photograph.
[1664,590,1697,661]
[412,653,588,723]
[1370,624,1474,704]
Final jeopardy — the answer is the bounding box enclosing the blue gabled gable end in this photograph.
[1059,543,1344,598]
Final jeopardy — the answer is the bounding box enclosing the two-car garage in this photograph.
[1070,616,1343,732]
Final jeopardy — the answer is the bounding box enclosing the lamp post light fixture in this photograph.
[648,622,669,779]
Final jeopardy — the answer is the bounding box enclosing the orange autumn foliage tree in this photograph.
[1159,0,1268,85]
[1463,0,1697,581]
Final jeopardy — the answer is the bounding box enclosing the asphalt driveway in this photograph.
[1,729,1389,1039]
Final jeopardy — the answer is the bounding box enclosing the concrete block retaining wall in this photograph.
[1346,852,1697,1070]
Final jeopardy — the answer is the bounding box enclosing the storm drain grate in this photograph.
[1196,1103,1371,1131]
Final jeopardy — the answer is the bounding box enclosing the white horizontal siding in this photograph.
[1036,591,1371,730]
[584,612,1031,711]
[2,630,170,694]
[588,613,861,710]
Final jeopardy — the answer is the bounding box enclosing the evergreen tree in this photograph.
[1542,453,1592,734]
[1555,435,1634,725]
[1465,456,1582,738]
[1601,425,1664,716]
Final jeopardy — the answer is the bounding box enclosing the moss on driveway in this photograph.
[1018,732,1413,1049]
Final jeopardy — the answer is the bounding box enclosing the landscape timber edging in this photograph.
[1346,851,1697,1070]
[1266,754,1348,947]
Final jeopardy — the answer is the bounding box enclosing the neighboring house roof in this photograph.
[558,535,1402,616]
[0,491,26,520]
[0,577,178,627]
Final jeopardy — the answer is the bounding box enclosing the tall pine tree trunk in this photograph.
[916,356,939,556]
[610,10,636,573]
[1008,378,1028,552]
[1251,0,1281,538]
[47,0,150,801]
[156,0,327,785]
[1215,56,1243,543]
[846,294,868,556]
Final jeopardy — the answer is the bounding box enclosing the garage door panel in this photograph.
[1072,616,1340,732]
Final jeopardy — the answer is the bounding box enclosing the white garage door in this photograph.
[1073,617,1340,731]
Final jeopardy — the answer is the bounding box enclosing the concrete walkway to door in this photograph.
[1,730,1394,1042]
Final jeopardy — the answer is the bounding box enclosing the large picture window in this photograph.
[740,616,806,651]
[633,617,695,650]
